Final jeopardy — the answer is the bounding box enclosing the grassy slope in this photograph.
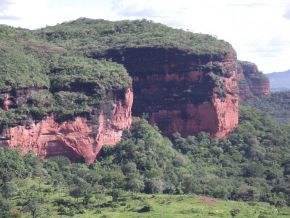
[76,195,290,218]
[14,178,290,218]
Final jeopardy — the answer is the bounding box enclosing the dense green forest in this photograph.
[1,106,290,217]
[245,91,290,123]
[37,18,235,57]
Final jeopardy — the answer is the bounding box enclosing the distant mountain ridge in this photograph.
[267,70,290,92]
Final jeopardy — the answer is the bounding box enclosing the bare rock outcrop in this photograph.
[237,61,270,100]
[1,88,133,164]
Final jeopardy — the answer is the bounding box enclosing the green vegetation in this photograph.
[48,56,130,93]
[0,18,234,128]
[1,106,290,216]
[0,24,131,129]
[1,18,290,217]
[0,45,49,91]
[245,91,290,123]
[38,18,235,57]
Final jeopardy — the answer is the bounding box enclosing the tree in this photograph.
[1,182,18,199]
[21,193,47,218]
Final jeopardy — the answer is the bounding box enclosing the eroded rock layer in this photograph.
[93,48,239,137]
[1,88,133,164]
[237,61,270,100]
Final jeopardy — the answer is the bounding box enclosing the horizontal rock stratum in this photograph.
[237,61,270,100]
[0,18,269,162]
[93,47,239,137]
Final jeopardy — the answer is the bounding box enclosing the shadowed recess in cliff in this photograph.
[45,140,83,162]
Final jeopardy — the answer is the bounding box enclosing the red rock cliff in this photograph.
[1,88,133,164]
[94,48,239,137]
[237,61,270,100]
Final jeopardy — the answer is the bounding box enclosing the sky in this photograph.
[0,0,290,73]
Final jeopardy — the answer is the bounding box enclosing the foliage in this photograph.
[38,18,235,57]
[0,45,49,91]
[245,91,290,123]
[1,105,290,216]
[0,24,131,128]
[48,56,130,93]
[0,18,290,217]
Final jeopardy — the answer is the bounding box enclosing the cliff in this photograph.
[1,88,133,164]
[35,19,268,134]
[92,48,238,137]
[40,18,239,137]
[0,25,133,163]
[237,61,270,100]
[0,19,240,163]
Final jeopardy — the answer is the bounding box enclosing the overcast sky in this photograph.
[1,0,290,73]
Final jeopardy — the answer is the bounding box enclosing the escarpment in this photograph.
[0,18,243,162]
[40,18,239,137]
[1,88,133,164]
[92,47,239,137]
[237,61,270,100]
[0,27,133,164]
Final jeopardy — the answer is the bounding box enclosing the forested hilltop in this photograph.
[37,18,234,56]
[0,23,131,127]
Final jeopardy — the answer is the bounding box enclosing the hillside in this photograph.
[245,91,290,123]
[1,107,290,217]
[0,23,133,163]
[267,70,290,92]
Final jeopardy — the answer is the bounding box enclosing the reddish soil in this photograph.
[200,196,218,205]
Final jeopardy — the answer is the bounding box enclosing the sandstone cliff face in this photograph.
[237,61,270,100]
[93,48,239,137]
[1,88,133,164]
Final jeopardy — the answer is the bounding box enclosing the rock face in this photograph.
[237,61,270,100]
[94,48,239,137]
[1,88,133,164]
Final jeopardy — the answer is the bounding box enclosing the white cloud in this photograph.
[0,0,290,73]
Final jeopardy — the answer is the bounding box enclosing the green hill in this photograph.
[37,18,235,57]
[245,91,290,123]
[267,70,290,92]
